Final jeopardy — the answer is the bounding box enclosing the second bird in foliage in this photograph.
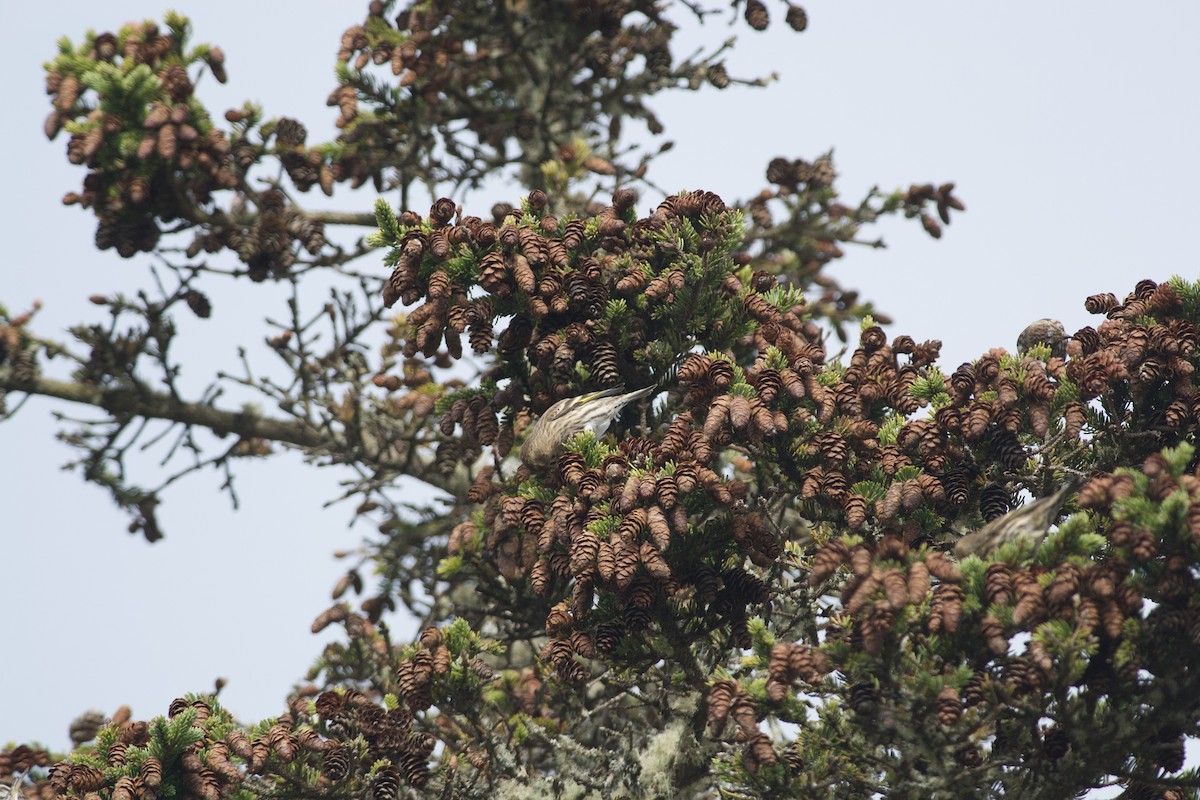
[953,476,1081,559]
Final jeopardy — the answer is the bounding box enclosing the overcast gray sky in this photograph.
[4,2,1199,751]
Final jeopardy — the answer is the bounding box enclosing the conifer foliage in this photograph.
[4,2,1200,798]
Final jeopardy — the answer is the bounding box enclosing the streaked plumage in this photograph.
[519,385,655,468]
[953,477,1080,559]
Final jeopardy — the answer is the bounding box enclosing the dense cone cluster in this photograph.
[315,690,434,789]
[45,17,235,257]
[307,615,505,788]
[1,745,52,777]
[378,190,821,659]
[810,521,1149,682]
[377,189,749,466]
[38,699,337,800]
[36,666,493,800]
[1068,281,1198,415]
[456,436,780,663]
[376,190,1076,672]
[801,279,1200,650]
[380,180,1200,790]
[707,679,779,773]
[34,614,516,800]
[768,280,1200,790]
[44,18,338,278]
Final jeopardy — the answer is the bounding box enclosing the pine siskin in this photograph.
[953,476,1081,560]
[520,385,656,468]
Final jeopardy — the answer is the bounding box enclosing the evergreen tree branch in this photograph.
[3,372,325,448]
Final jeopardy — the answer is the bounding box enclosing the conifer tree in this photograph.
[4,3,1200,798]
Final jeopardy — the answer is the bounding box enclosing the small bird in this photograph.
[953,476,1081,560]
[1016,318,1067,359]
[520,385,656,469]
